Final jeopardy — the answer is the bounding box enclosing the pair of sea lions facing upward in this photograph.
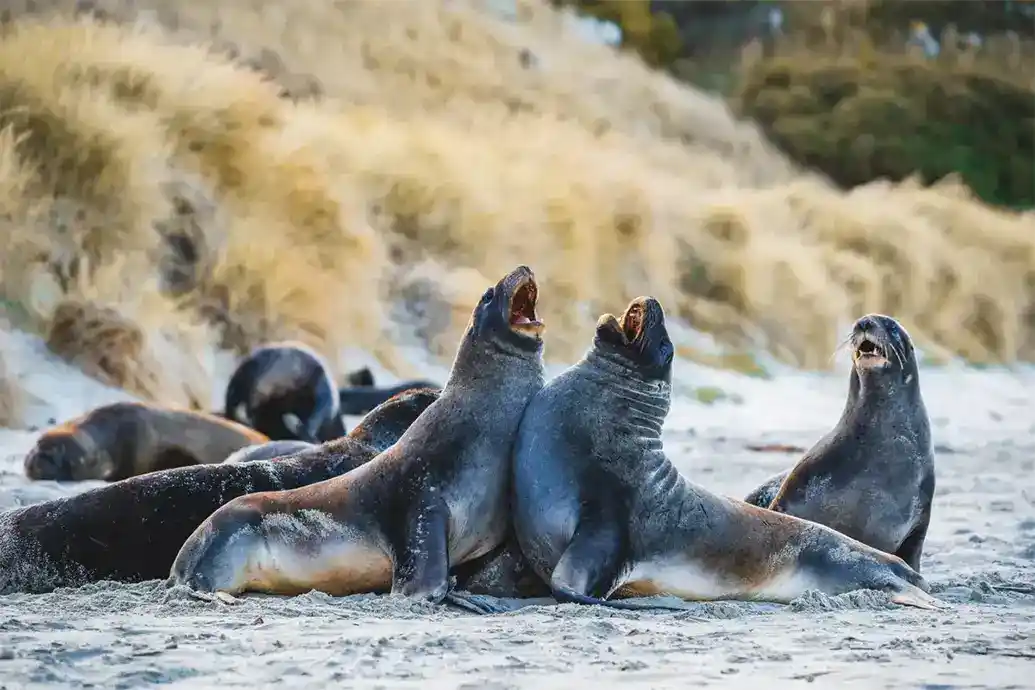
[743,314,935,572]
[23,403,269,482]
[511,298,944,610]
[0,387,440,594]
[168,265,547,608]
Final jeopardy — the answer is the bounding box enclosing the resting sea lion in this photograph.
[0,388,439,594]
[222,341,345,442]
[23,402,269,482]
[512,297,946,611]
[222,440,317,464]
[743,314,935,572]
[338,379,443,417]
[168,265,546,610]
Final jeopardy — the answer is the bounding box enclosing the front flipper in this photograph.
[547,518,684,612]
[390,492,451,602]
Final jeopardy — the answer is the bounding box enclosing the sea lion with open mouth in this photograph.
[512,299,946,611]
[744,314,935,572]
[167,266,546,611]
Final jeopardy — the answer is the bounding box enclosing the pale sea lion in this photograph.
[0,388,440,594]
[222,341,345,443]
[167,265,546,610]
[23,402,269,482]
[512,297,946,611]
[744,314,935,572]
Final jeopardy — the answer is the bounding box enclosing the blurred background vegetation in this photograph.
[556,0,1035,210]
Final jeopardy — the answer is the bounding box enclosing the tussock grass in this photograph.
[0,329,26,429]
[0,1,1030,391]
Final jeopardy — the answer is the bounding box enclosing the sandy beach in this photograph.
[1,330,1032,689]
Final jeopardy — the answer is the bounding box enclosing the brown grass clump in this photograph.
[0,332,27,429]
[0,1,1029,379]
[43,265,214,409]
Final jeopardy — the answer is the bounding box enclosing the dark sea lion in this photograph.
[168,265,546,609]
[222,341,345,443]
[512,297,946,611]
[338,380,443,417]
[222,440,317,464]
[344,367,376,387]
[744,314,935,572]
[0,388,440,594]
[23,402,269,482]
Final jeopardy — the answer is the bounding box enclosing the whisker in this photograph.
[828,331,855,365]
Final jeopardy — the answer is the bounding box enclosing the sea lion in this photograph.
[512,297,946,611]
[222,341,345,443]
[168,265,546,609]
[338,380,443,417]
[222,440,317,464]
[744,314,935,572]
[23,402,269,482]
[344,367,376,387]
[0,388,440,594]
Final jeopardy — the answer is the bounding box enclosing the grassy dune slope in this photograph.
[0,0,1032,423]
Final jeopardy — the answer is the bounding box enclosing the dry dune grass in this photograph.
[0,329,27,428]
[0,0,1031,393]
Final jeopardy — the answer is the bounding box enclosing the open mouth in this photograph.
[508,279,544,336]
[621,303,644,343]
[853,335,888,366]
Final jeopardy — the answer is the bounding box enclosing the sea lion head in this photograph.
[593,296,674,383]
[348,386,442,452]
[849,313,919,386]
[23,427,113,482]
[465,265,545,354]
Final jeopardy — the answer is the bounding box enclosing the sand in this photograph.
[0,329,1033,689]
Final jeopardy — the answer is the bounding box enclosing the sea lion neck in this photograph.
[443,330,545,392]
[840,366,929,436]
[579,343,671,441]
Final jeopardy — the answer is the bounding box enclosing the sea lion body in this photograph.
[223,341,345,443]
[745,314,935,571]
[338,380,442,417]
[223,440,317,464]
[169,266,546,606]
[0,388,439,594]
[23,402,269,482]
[513,298,945,611]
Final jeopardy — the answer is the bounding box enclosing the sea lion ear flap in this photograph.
[594,313,627,348]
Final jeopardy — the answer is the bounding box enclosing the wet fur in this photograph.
[223,440,317,464]
[169,267,546,603]
[744,314,935,572]
[23,402,269,482]
[222,342,346,443]
[512,299,943,610]
[0,389,440,594]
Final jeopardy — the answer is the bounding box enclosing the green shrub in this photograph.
[734,53,1035,209]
